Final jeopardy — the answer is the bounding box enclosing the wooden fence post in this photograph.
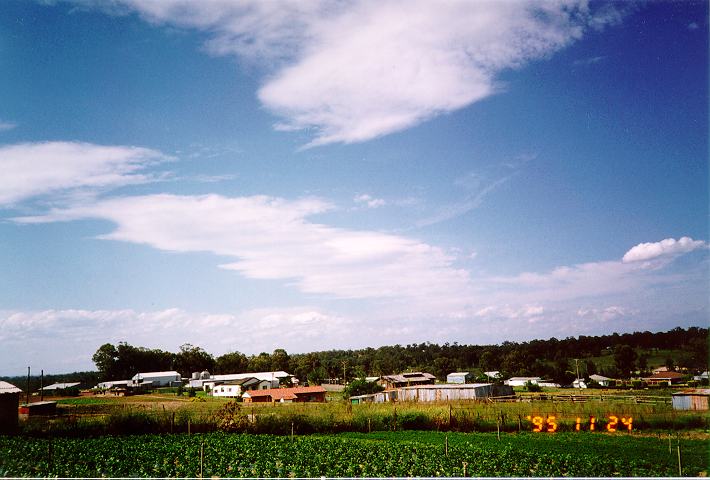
[200,441,204,478]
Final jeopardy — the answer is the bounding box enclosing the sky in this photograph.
[0,0,707,376]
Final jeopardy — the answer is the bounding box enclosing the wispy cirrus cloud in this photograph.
[0,141,171,206]
[0,120,17,132]
[86,0,627,147]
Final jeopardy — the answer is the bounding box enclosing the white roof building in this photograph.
[41,382,80,391]
[505,377,542,387]
[130,371,182,387]
[189,371,291,389]
[0,381,22,394]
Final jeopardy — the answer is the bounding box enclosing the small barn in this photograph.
[0,381,21,433]
[446,372,474,384]
[672,389,709,411]
[589,374,614,387]
[242,386,326,404]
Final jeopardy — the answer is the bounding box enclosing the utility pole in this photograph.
[342,361,347,385]
[574,359,581,391]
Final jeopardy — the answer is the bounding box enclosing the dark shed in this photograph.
[0,381,21,433]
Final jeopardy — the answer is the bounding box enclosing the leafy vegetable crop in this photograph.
[0,431,706,477]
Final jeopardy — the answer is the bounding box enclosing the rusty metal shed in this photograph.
[672,389,709,411]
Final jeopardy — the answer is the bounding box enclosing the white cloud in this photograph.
[0,120,17,132]
[354,194,386,208]
[15,193,472,302]
[622,237,706,263]
[0,141,170,206]
[98,0,624,146]
[687,22,699,30]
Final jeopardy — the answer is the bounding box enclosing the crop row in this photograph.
[0,431,706,477]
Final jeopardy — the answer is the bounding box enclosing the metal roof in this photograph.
[672,389,710,396]
[0,381,22,394]
[133,371,180,378]
[42,382,80,390]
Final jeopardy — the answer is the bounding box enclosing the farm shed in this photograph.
[643,371,684,386]
[242,386,326,404]
[129,371,182,388]
[41,382,81,393]
[352,384,513,404]
[189,370,289,390]
[505,377,541,387]
[96,380,130,390]
[446,372,474,384]
[0,381,21,433]
[672,389,709,411]
[379,372,436,389]
[18,401,57,417]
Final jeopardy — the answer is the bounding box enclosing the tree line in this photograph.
[88,326,708,385]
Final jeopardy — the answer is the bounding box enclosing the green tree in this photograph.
[344,378,384,398]
[614,345,638,378]
[215,351,249,374]
[271,349,290,372]
[172,344,215,377]
[92,343,119,380]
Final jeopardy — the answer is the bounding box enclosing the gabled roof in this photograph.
[42,382,80,390]
[672,388,710,396]
[381,372,436,383]
[447,372,472,376]
[243,386,326,400]
[0,381,22,394]
[222,377,259,386]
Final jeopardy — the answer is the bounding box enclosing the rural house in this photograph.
[379,372,436,389]
[209,377,273,397]
[242,386,326,404]
[643,371,684,386]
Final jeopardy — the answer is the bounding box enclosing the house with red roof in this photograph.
[642,371,684,386]
[242,386,327,403]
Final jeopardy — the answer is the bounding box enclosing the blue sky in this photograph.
[0,0,707,375]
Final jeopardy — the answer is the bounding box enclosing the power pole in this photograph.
[575,359,581,391]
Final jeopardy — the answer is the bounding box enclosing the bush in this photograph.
[187,387,196,398]
[524,381,542,392]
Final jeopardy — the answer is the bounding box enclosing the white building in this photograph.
[572,379,587,389]
[505,377,541,387]
[188,371,290,390]
[130,371,182,388]
[210,378,274,397]
[41,382,80,392]
[589,374,614,387]
[447,372,474,384]
[96,380,130,390]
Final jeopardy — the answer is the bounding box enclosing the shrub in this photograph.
[525,381,542,392]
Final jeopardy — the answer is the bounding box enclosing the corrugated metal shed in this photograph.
[672,389,710,411]
[0,381,22,394]
[42,382,80,391]
[398,383,493,402]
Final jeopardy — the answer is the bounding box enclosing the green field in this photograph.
[0,430,706,477]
